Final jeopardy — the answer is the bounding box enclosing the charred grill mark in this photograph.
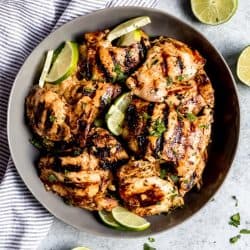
[138,39,148,61]
[44,109,53,130]
[34,102,45,126]
[76,85,97,98]
[96,49,113,82]
[93,147,111,159]
[137,102,155,157]
[161,52,169,77]
[101,159,128,170]
[127,104,139,130]
[154,135,164,158]
[124,49,135,72]
[63,164,82,172]
[177,56,184,74]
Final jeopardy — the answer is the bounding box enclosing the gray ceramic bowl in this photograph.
[8,7,240,237]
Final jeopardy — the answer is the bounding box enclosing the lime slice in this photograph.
[114,92,132,113]
[71,247,90,250]
[46,41,79,84]
[237,46,250,86]
[38,50,53,88]
[117,29,142,46]
[107,16,151,42]
[191,0,238,25]
[106,105,125,136]
[98,210,124,228]
[111,206,150,231]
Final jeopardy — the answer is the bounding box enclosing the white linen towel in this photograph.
[0,0,158,249]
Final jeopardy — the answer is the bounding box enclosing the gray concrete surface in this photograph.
[38,1,250,249]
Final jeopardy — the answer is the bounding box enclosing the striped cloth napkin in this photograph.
[0,0,158,249]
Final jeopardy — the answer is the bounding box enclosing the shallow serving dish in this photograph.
[7,6,240,237]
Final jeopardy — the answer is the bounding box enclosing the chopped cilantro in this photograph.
[84,87,94,93]
[64,169,69,175]
[73,149,81,156]
[49,115,56,123]
[29,138,42,149]
[229,213,240,227]
[143,243,156,250]
[232,195,238,207]
[229,235,241,244]
[186,113,197,122]
[150,119,166,137]
[114,64,126,82]
[148,237,155,243]
[177,75,184,81]
[141,112,151,121]
[48,174,57,183]
[199,124,209,129]
[240,229,250,234]
[170,174,179,184]
[160,168,167,179]
[166,76,173,86]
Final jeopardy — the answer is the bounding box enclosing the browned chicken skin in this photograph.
[78,29,150,82]
[38,151,118,211]
[117,160,184,216]
[126,37,205,102]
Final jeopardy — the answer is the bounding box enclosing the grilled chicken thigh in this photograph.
[117,160,183,216]
[38,151,118,211]
[87,127,129,169]
[26,87,72,142]
[78,30,150,82]
[126,37,205,102]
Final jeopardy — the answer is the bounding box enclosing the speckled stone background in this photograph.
[38,1,250,249]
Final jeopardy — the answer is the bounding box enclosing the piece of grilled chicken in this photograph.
[117,160,184,216]
[126,37,205,102]
[26,81,121,147]
[87,127,129,169]
[38,150,118,211]
[77,29,150,83]
[64,80,121,146]
[122,71,214,195]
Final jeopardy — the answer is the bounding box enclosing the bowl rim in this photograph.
[7,6,240,238]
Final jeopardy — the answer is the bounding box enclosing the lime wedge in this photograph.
[191,0,238,25]
[117,29,142,46]
[107,16,151,42]
[38,50,53,88]
[237,46,250,86]
[111,206,150,231]
[46,41,79,84]
[98,210,127,230]
[71,247,90,250]
[114,92,132,113]
[106,105,125,136]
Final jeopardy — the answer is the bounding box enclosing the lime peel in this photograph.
[107,16,151,42]
[39,50,53,88]
[237,46,250,86]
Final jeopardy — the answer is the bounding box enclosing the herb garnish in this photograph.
[199,124,209,129]
[143,243,156,250]
[232,195,238,207]
[114,64,126,82]
[186,113,197,122]
[229,213,240,227]
[177,75,184,81]
[170,174,179,184]
[148,237,155,243]
[48,174,57,183]
[240,229,250,234]
[229,235,241,244]
[29,138,42,149]
[49,115,56,123]
[73,149,81,156]
[150,119,166,137]
[160,168,167,179]
[166,76,173,86]
[141,112,151,121]
[84,87,94,93]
